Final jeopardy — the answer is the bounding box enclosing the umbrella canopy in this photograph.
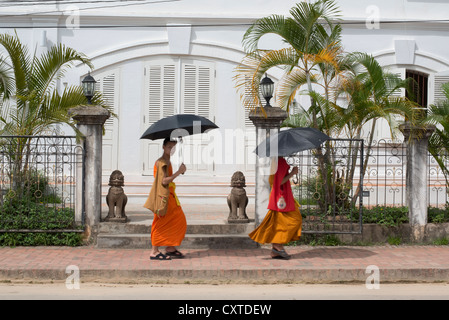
[140,114,219,140]
[255,127,331,157]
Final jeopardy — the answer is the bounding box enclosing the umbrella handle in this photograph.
[179,137,184,175]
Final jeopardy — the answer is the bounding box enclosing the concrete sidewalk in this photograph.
[0,245,448,284]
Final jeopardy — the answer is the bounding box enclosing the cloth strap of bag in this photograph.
[169,182,180,206]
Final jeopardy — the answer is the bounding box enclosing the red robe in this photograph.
[267,157,296,212]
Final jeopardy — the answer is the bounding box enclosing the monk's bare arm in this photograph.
[162,164,186,185]
[281,166,298,185]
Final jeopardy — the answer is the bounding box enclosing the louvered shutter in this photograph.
[181,61,214,119]
[242,75,266,128]
[180,61,215,173]
[92,69,119,174]
[244,79,256,128]
[146,63,177,125]
[388,68,406,97]
[433,72,449,104]
[370,68,405,141]
[142,59,216,175]
[142,60,179,175]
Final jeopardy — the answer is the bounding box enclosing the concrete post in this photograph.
[399,122,436,241]
[69,105,110,230]
[249,107,287,225]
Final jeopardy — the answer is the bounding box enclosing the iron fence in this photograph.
[287,138,364,234]
[363,140,407,208]
[428,149,449,208]
[0,136,84,233]
[287,138,449,234]
[364,139,449,208]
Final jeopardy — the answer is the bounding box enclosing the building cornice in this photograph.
[1,12,449,30]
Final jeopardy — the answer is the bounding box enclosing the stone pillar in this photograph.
[249,107,287,225]
[74,142,84,225]
[69,105,110,229]
[399,122,436,241]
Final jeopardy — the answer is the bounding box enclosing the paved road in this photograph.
[1,283,448,300]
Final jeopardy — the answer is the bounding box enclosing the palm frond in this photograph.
[242,15,289,53]
[0,56,13,99]
[276,68,312,111]
[0,32,31,102]
[31,43,93,106]
[234,48,299,111]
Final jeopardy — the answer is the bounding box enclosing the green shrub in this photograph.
[428,206,449,223]
[0,199,83,246]
[433,238,449,245]
[0,232,82,247]
[361,206,409,227]
[387,236,402,245]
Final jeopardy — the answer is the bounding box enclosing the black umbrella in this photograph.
[140,114,219,164]
[140,114,219,140]
[255,127,331,157]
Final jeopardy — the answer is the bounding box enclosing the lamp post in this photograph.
[82,71,96,104]
[260,74,274,107]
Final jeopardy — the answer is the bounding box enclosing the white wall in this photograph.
[1,0,449,181]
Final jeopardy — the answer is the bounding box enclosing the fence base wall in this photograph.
[323,222,449,244]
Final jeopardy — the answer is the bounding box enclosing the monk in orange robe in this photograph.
[249,157,302,259]
[144,137,187,260]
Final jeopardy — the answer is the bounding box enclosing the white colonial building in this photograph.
[1,0,449,208]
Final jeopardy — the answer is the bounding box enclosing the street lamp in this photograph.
[82,71,96,104]
[260,74,274,107]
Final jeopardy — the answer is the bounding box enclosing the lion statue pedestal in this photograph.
[227,171,249,224]
[105,170,128,223]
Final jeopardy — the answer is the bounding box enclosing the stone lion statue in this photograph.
[227,171,249,223]
[105,170,128,222]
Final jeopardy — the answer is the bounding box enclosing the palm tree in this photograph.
[0,32,105,187]
[331,52,417,206]
[427,82,449,184]
[235,0,346,212]
[235,1,419,212]
[235,0,342,126]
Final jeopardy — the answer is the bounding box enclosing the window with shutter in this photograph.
[433,73,449,104]
[146,62,177,125]
[142,58,215,175]
[242,75,264,128]
[387,68,406,98]
[406,70,429,119]
[91,69,119,174]
[181,61,214,119]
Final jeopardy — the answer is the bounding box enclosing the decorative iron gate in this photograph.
[286,138,364,234]
[0,136,84,233]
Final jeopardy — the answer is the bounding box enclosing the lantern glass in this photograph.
[260,74,274,107]
[82,72,97,104]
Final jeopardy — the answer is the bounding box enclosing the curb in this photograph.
[2,267,449,285]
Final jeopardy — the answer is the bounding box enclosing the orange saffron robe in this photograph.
[149,161,187,247]
[249,164,302,245]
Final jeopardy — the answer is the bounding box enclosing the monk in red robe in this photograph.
[249,157,302,259]
[144,137,187,260]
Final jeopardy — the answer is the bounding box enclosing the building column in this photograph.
[69,105,110,230]
[399,122,436,241]
[249,107,287,225]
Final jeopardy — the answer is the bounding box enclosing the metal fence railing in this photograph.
[0,136,84,233]
[287,138,449,234]
[364,139,448,209]
[287,138,364,234]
